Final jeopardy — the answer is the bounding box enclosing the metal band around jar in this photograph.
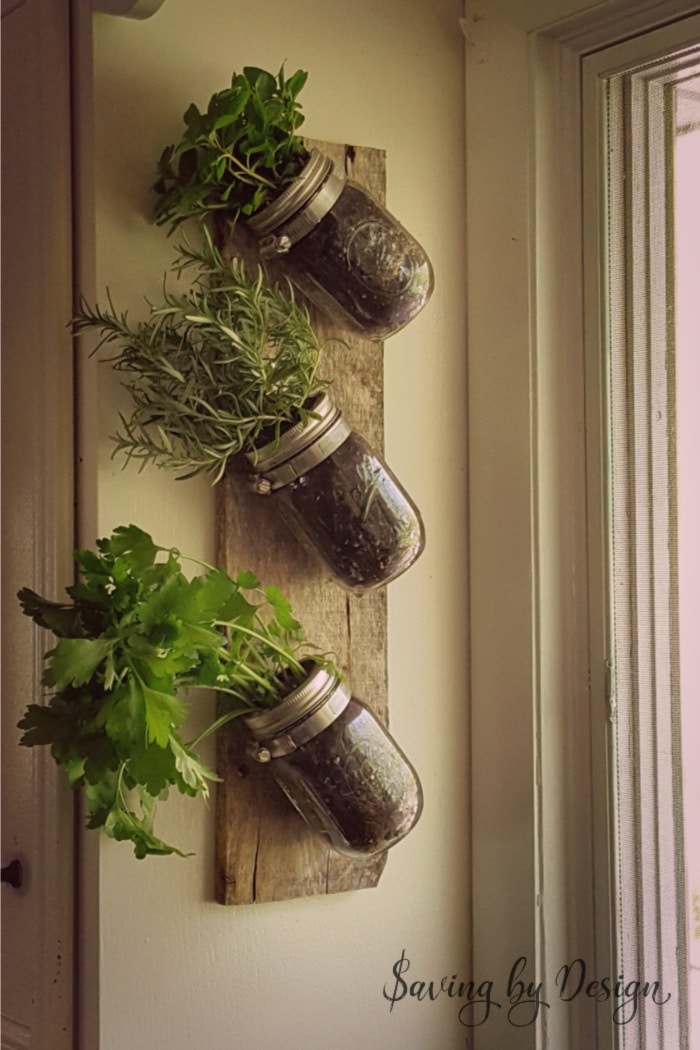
[247,678,351,761]
[248,150,332,236]
[257,163,346,258]
[251,413,351,493]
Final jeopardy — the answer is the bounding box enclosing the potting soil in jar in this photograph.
[246,664,423,857]
[247,149,434,340]
[248,393,425,592]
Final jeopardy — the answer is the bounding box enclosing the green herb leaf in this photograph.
[264,585,301,632]
[17,587,83,638]
[126,741,178,797]
[142,684,187,747]
[43,637,113,688]
[104,524,161,570]
[171,735,218,795]
[235,570,259,589]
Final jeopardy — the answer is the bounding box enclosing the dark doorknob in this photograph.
[1,859,24,888]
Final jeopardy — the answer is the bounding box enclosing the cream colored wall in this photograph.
[91,1,468,1046]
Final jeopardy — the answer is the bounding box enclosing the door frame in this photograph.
[1,0,76,1046]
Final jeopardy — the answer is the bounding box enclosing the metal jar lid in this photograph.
[246,149,346,256]
[244,663,351,761]
[247,392,351,493]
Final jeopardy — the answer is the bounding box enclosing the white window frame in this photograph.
[466,3,700,1048]
[585,32,700,1050]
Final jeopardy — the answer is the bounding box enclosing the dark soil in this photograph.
[276,431,425,591]
[271,698,423,856]
[287,182,433,339]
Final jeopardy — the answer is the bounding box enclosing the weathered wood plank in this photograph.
[214,141,389,904]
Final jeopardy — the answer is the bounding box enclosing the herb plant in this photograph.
[73,234,328,482]
[17,524,332,858]
[153,65,309,232]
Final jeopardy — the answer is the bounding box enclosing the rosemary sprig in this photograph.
[73,233,328,482]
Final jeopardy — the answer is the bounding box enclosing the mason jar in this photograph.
[247,393,425,592]
[246,149,434,340]
[245,663,423,857]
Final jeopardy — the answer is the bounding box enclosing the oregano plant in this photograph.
[17,524,335,858]
[152,65,310,232]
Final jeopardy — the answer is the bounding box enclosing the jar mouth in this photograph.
[244,661,351,759]
[247,149,334,237]
[247,391,348,475]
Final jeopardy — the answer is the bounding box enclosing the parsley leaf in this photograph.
[17,587,84,637]
[43,637,113,688]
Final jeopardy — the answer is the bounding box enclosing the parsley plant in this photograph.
[18,524,332,858]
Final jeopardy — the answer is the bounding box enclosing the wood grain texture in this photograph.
[214,141,389,905]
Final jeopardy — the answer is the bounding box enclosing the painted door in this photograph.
[1,0,76,1046]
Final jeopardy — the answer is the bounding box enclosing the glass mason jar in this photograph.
[245,663,423,857]
[247,393,425,592]
[246,149,434,340]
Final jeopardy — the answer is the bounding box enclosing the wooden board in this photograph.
[214,142,389,904]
